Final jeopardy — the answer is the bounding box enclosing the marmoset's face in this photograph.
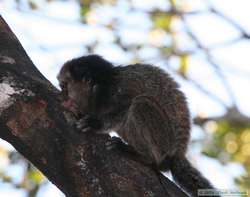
[57,64,91,115]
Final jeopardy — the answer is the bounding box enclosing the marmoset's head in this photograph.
[57,55,114,115]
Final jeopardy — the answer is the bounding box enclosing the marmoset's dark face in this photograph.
[57,63,91,116]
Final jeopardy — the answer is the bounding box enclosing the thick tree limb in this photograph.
[0,16,188,197]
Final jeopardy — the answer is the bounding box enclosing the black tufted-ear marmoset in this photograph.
[57,54,218,197]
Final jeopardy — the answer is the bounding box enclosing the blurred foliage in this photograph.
[203,120,250,191]
[178,54,189,77]
[79,0,91,21]
[28,0,38,9]
[151,11,173,31]
[2,0,250,195]
[0,147,45,197]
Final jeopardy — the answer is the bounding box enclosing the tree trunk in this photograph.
[0,15,188,197]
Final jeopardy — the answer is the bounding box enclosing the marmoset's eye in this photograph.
[60,82,68,97]
[60,82,66,90]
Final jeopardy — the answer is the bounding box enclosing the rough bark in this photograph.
[0,16,188,197]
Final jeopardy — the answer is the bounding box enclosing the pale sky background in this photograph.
[0,0,250,196]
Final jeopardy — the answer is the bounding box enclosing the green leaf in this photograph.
[28,169,44,184]
[152,12,173,31]
[80,6,90,17]
[179,54,189,77]
[170,0,176,6]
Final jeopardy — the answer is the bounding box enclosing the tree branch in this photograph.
[0,16,187,197]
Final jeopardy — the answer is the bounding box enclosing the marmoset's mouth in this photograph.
[61,99,79,116]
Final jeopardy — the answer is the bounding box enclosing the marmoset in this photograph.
[57,55,217,197]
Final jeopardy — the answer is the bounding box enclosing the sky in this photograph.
[0,0,250,196]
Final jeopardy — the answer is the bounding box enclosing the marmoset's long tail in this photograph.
[169,155,219,197]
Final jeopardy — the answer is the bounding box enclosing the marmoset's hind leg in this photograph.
[117,95,176,169]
